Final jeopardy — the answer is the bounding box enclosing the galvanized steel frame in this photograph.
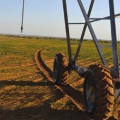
[62,0,119,78]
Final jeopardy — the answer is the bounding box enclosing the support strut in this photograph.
[109,0,119,78]
[74,0,95,62]
[77,0,107,66]
[62,0,72,69]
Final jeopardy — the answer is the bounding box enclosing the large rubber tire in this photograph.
[84,64,114,120]
[53,53,68,85]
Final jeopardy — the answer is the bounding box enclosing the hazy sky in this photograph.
[0,0,120,40]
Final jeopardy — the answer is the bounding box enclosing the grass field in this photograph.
[0,35,119,120]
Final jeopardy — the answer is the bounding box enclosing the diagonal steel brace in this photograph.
[74,0,95,62]
[77,0,107,66]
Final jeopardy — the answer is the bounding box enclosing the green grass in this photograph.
[0,35,120,80]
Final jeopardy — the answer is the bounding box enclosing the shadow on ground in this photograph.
[0,77,91,120]
[0,106,90,120]
[0,78,89,120]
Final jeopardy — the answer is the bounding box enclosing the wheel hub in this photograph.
[86,76,96,113]
[53,57,58,83]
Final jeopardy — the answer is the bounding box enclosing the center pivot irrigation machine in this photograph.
[21,0,120,119]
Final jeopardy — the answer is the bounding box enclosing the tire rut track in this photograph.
[35,49,92,120]
[35,49,119,120]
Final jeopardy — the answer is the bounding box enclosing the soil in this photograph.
[0,49,119,120]
[35,49,120,120]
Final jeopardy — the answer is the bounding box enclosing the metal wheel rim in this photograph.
[86,75,96,113]
[53,57,58,83]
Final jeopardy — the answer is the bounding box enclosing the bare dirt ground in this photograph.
[35,49,120,120]
[0,49,119,120]
[35,50,89,118]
